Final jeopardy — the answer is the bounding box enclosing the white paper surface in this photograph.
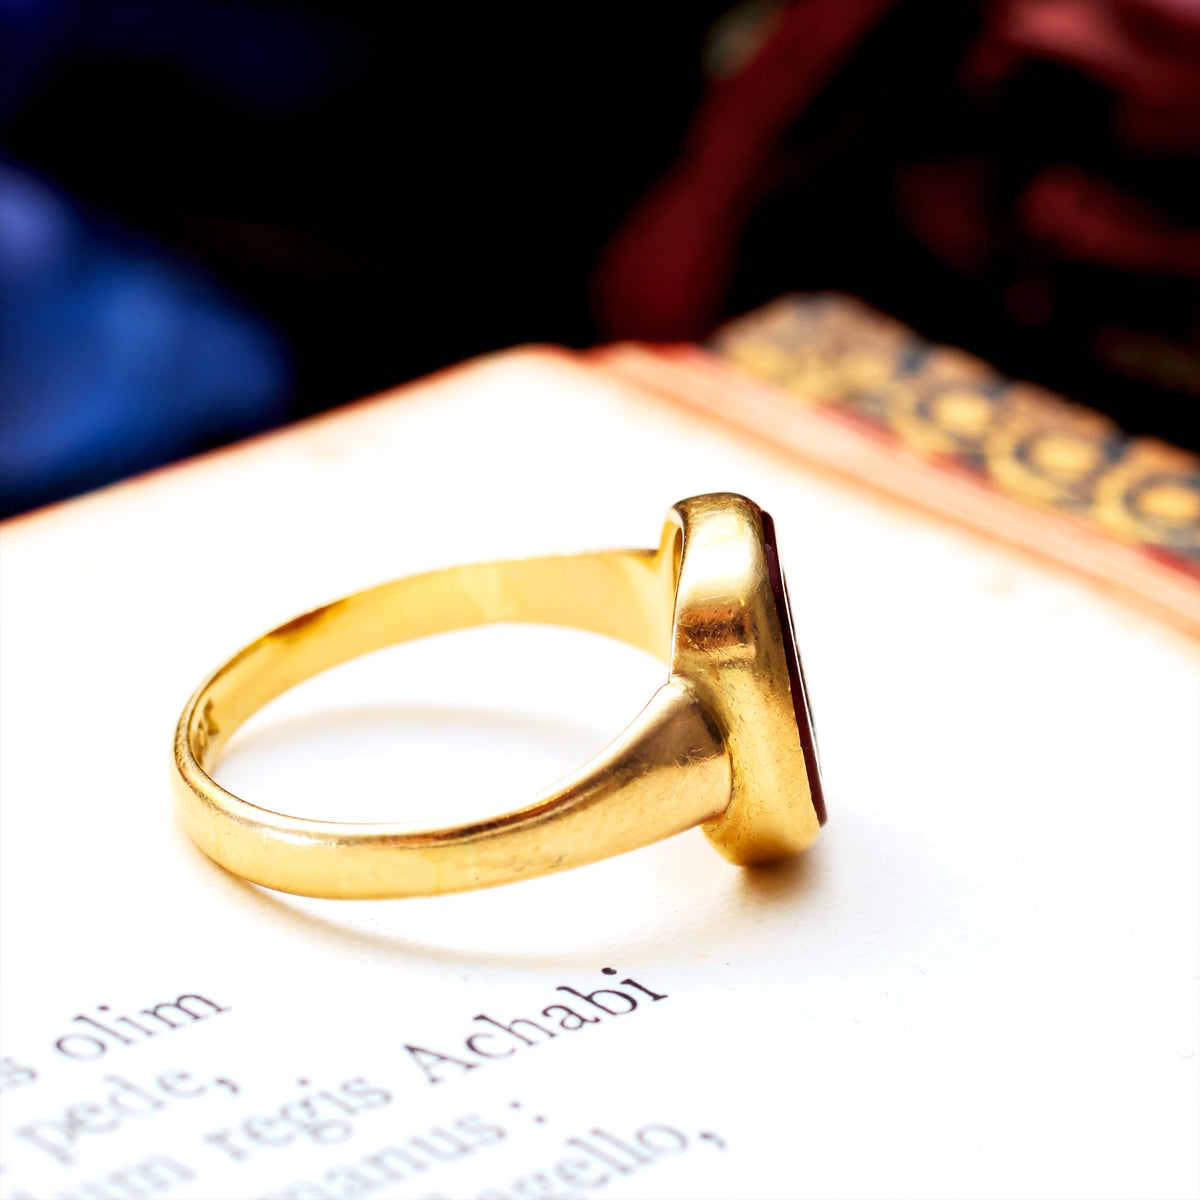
[1,349,1197,1200]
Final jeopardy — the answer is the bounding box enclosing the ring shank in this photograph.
[172,542,731,898]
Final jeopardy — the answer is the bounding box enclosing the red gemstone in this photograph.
[760,510,826,825]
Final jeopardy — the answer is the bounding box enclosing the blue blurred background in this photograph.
[0,1,720,515]
[0,157,288,511]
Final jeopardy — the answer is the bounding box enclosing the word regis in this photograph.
[203,1076,393,1163]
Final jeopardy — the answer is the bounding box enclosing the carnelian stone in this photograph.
[760,510,826,825]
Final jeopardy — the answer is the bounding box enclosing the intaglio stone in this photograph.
[760,510,826,825]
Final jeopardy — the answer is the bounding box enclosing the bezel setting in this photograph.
[666,494,825,864]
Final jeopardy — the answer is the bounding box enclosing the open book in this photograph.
[1,346,1197,1200]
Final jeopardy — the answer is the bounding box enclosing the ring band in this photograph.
[171,493,825,898]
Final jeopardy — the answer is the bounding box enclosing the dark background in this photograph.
[2,0,1197,515]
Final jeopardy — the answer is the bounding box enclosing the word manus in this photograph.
[258,1121,717,1200]
[51,994,229,1061]
[257,1112,507,1199]
[405,969,667,1085]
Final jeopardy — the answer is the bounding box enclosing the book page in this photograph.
[1,349,1197,1200]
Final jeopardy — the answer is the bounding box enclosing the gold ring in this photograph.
[171,493,825,898]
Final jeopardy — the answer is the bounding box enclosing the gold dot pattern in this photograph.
[713,294,1200,568]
